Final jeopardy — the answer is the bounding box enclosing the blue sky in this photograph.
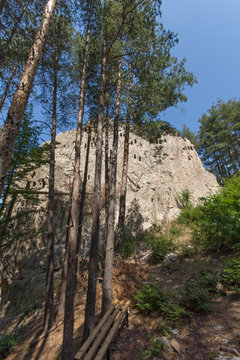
[160,0,240,133]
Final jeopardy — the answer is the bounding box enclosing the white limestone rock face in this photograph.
[26,129,219,234]
[0,129,219,306]
[21,130,216,236]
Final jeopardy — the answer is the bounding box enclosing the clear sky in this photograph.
[160,0,240,133]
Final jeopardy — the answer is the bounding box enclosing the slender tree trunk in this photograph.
[0,62,18,113]
[77,120,92,262]
[56,206,71,321]
[82,39,106,343]
[116,66,133,254]
[102,58,122,315]
[104,104,110,242]
[61,6,92,359]
[0,0,32,65]
[43,62,58,333]
[0,0,57,198]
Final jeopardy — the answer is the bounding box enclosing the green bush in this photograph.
[0,326,25,356]
[121,228,139,259]
[176,205,201,225]
[150,234,174,264]
[134,284,168,314]
[221,258,240,291]
[176,188,192,210]
[181,266,219,312]
[193,175,240,252]
[139,338,163,358]
[134,284,188,323]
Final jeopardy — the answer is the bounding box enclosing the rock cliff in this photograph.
[0,128,219,310]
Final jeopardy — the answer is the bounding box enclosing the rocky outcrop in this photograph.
[22,128,218,231]
[0,129,219,309]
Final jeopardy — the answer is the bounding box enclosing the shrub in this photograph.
[134,284,168,314]
[134,284,188,323]
[181,266,219,312]
[193,175,240,252]
[150,234,174,264]
[176,205,201,225]
[176,188,192,210]
[0,326,25,356]
[221,258,240,291]
[121,228,138,259]
[139,338,163,358]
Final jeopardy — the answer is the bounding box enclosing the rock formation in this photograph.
[0,128,219,310]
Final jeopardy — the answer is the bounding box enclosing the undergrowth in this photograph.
[0,326,26,356]
[134,265,221,323]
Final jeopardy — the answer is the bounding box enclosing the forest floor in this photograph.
[2,254,240,360]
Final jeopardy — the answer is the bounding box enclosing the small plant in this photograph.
[181,266,219,312]
[134,284,168,314]
[150,234,174,264]
[157,321,171,336]
[121,227,138,259]
[221,258,240,291]
[160,302,189,324]
[169,225,181,237]
[139,337,163,359]
[134,283,188,324]
[0,326,26,356]
[176,188,192,210]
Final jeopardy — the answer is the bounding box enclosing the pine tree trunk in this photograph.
[0,0,32,65]
[104,104,110,243]
[0,62,18,113]
[102,58,122,315]
[43,62,58,334]
[116,66,133,254]
[82,39,106,343]
[56,208,70,321]
[0,0,57,198]
[77,120,92,262]
[61,6,92,359]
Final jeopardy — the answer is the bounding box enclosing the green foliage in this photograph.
[121,228,139,259]
[181,266,219,312]
[176,188,192,210]
[176,206,201,225]
[180,124,199,149]
[150,234,174,264]
[157,321,171,336]
[134,284,187,323]
[221,258,240,291]
[0,326,26,356]
[133,120,178,143]
[139,338,163,358]
[198,98,240,181]
[193,175,240,252]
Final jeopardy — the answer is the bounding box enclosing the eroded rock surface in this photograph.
[0,129,219,309]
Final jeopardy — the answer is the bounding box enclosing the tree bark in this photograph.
[104,103,110,243]
[0,0,57,198]
[61,4,92,359]
[0,62,18,113]
[102,58,122,315]
[43,61,58,334]
[116,66,133,254]
[82,39,106,343]
[77,120,92,261]
[0,0,32,65]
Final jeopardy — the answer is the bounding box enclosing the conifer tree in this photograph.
[0,0,57,198]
